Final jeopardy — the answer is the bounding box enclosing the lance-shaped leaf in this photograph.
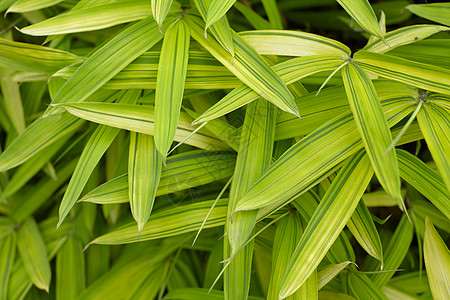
[239,30,350,57]
[205,0,236,31]
[261,0,283,29]
[342,62,403,211]
[57,102,227,150]
[165,288,264,300]
[348,273,388,300]
[336,0,384,40]
[363,25,449,54]
[16,218,51,292]
[279,150,373,299]
[397,149,450,220]
[0,113,83,172]
[193,55,344,124]
[347,200,383,264]
[152,0,174,32]
[195,0,234,57]
[234,80,416,213]
[417,102,450,194]
[225,99,276,300]
[186,14,298,116]
[407,3,450,27]
[57,90,140,228]
[155,19,190,158]
[129,133,162,235]
[45,15,166,116]
[424,216,450,300]
[80,150,235,204]
[0,66,25,134]
[56,235,86,300]
[0,38,81,72]
[0,232,15,300]
[89,199,228,245]
[7,0,63,13]
[318,261,353,290]
[234,2,273,30]
[354,51,450,95]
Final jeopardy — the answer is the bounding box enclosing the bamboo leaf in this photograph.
[407,3,450,27]
[57,102,228,150]
[165,288,264,300]
[424,216,450,300]
[155,19,190,158]
[318,261,353,290]
[129,133,162,235]
[205,0,236,31]
[239,30,350,57]
[16,218,51,292]
[417,102,450,194]
[234,2,273,30]
[56,235,86,300]
[354,51,450,95]
[336,0,385,40]
[0,232,15,300]
[348,273,388,300]
[396,149,450,220]
[80,150,236,204]
[342,62,403,211]
[152,0,174,32]
[279,150,373,299]
[261,0,283,29]
[186,13,299,116]
[0,67,25,134]
[7,0,63,13]
[44,15,166,116]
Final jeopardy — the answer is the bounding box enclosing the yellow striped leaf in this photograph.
[318,261,353,290]
[279,150,373,298]
[407,3,450,27]
[186,13,298,116]
[0,232,15,300]
[7,0,63,13]
[354,50,450,95]
[155,19,190,158]
[129,133,162,235]
[424,216,450,300]
[152,0,174,32]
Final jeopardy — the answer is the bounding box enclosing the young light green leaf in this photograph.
[205,0,236,32]
[155,19,190,158]
[363,25,448,53]
[354,51,450,95]
[45,15,166,116]
[0,113,84,172]
[7,0,63,13]
[318,261,353,290]
[0,67,25,134]
[0,232,15,300]
[279,150,373,299]
[417,102,450,194]
[56,235,86,300]
[16,218,51,292]
[152,0,174,32]
[186,14,299,116]
[164,288,264,300]
[342,62,403,211]
[239,30,350,57]
[0,38,82,72]
[336,0,385,40]
[57,103,228,150]
[424,216,450,300]
[407,3,450,27]
[129,133,162,235]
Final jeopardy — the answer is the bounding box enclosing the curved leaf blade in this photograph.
[205,0,236,31]
[152,0,174,32]
[407,3,450,27]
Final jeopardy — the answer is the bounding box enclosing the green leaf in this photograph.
[205,0,236,31]
[424,216,450,300]
[342,62,403,211]
[129,133,162,235]
[57,102,228,150]
[239,30,350,57]
[164,288,264,300]
[396,149,450,220]
[0,113,84,172]
[155,19,190,158]
[336,0,384,40]
[89,199,228,245]
[152,0,174,32]
[318,261,353,290]
[234,2,273,30]
[56,235,86,300]
[348,273,388,300]
[0,232,15,300]
[354,50,450,95]
[45,15,165,116]
[407,3,450,27]
[193,55,344,124]
[417,102,450,194]
[16,218,51,292]
[0,37,81,72]
[80,150,235,204]
[7,0,63,13]
[363,25,448,54]
[0,67,25,134]
[186,13,299,116]
[279,150,373,299]
[261,0,283,29]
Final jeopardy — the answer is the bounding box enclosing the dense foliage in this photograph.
[0,0,449,299]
